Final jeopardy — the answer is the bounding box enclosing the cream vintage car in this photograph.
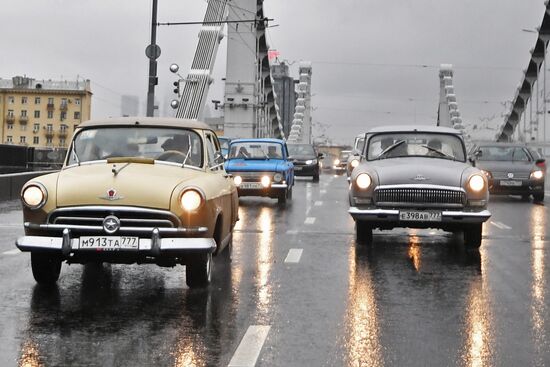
[16,117,239,288]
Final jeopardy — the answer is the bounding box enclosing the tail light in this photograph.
[536,158,546,171]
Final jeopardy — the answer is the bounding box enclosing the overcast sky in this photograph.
[2,0,547,144]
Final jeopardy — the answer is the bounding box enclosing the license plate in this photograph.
[399,211,442,222]
[500,180,522,187]
[240,182,262,189]
[294,166,302,171]
[79,236,139,250]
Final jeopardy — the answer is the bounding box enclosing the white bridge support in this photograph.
[175,0,228,120]
[437,64,465,132]
[287,62,313,144]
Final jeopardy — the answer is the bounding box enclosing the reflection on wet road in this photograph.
[1,174,549,366]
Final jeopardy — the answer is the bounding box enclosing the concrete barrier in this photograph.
[0,171,57,202]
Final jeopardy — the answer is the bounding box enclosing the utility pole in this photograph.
[146,0,160,117]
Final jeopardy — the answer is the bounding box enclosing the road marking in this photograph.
[0,224,21,228]
[305,217,316,225]
[286,229,299,235]
[314,201,323,206]
[2,249,20,256]
[284,248,303,263]
[320,189,327,194]
[491,221,512,230]
[228,325,271,367]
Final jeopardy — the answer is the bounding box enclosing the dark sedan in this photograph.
[470,142,546,202]
[287,143,323,182]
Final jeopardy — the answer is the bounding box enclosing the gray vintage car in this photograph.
[348,125,491,248]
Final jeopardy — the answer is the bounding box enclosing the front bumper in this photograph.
[16,226,215,257]
[237,183,288,197]
[348,207,491,225]
[293,164,318,176]
[489,178,544,195]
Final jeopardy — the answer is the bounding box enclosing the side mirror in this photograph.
[214,152,224,164]
[318,152,324,159]
[468,156,476,166]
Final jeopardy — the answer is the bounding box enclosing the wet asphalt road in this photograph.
[0,173,549,366]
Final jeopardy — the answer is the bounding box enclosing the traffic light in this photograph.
[173,81,179,95]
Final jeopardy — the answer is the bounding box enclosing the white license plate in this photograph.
[500,180,522,187]
[79,236,139,250]
[399,211,442,222]
[294,166,302,171]
[240,182,263,189]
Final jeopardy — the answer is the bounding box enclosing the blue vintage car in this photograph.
[225,138,294,204]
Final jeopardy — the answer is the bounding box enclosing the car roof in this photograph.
[367,125,461,135]
[230,138,285,144]
[78,116,211,130]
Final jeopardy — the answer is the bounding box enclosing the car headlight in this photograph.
[356,173,372,189]
[350,159,359,168]
[273,173,283,183]
[180,189,203,212]
[468,174,485,192]
[261,175,271,188]
[531,170,544,180]
[21,183,47,209]
[305,159,317,165]
[233,175,242,186]
[334,159,340,165]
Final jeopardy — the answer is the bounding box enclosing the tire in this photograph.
[533,192,544,203]
[186,253,212,288]
[287,186,293,200]
[463,223,483,249]
[312,172,320,182]
[31,253,62,285]
[355,221,373,244]
[220,233,233,262]
[521,194,531,201]
[278,189,287,204]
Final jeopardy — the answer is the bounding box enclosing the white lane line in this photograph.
[2,249,20,256]
[320,189,327,194]
[491,221,512,230]
[314,201,323,206]
[304,217,316,225]
[228,325,271,367]
[284,248,303,263]
[286,229,299,235]
[0,224,21,228]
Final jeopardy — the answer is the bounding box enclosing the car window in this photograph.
[68,127,203,167]
[205,132,223,170]
[477,146,530,162]
[287,144,315,155]
[228,142,283,159]
[367,132,466,161]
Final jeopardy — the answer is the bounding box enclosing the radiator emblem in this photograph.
[99,188,124,201]
[411,174,429,181]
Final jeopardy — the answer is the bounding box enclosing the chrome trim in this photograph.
[16,236,216,253]
[376,184,465,192]
[47,206,183,228]
[271,184,288,189]
[25,222,208,234]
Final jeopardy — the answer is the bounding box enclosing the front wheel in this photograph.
[31,253,62,285]
[533,192,544,203]
[355,221,373,244]
[463,223,483,249]
[278,189,287,204]
[312,172,320,182]
[186,253,212,288]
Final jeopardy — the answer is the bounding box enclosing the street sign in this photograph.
[145,44,161,60]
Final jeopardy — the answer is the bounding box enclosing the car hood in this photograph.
[56,163,203,209]
[475,160,533,173]
[225,159,285,172]
[369,157,468,187]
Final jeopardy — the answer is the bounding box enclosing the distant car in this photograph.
[287,143,323,182]
[348,125,491,248]
[218,136,232,158]
[346,133,366,177]
[333,150,351,174]
[225,138,294,204]
[15,117,239,288]
[469,142,546,202]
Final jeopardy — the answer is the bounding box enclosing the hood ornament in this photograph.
[99,188,124,201]
[411,174,429,182]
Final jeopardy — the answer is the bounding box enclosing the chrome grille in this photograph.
[48,206,180,228]
[229,171,273,182]
[374,187,465,207]
[491,171,529,179]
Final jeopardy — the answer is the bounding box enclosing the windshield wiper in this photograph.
[181,135,192,167]
[422,144,456,160]
[376,140,405,159]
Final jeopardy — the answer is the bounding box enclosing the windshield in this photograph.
[228,141,284,160]
[476,146,530,162]
[67,127,203,167]
[367,132,466,161]
[287,144,315,156]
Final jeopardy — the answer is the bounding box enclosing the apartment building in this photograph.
[0,76,92,148]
